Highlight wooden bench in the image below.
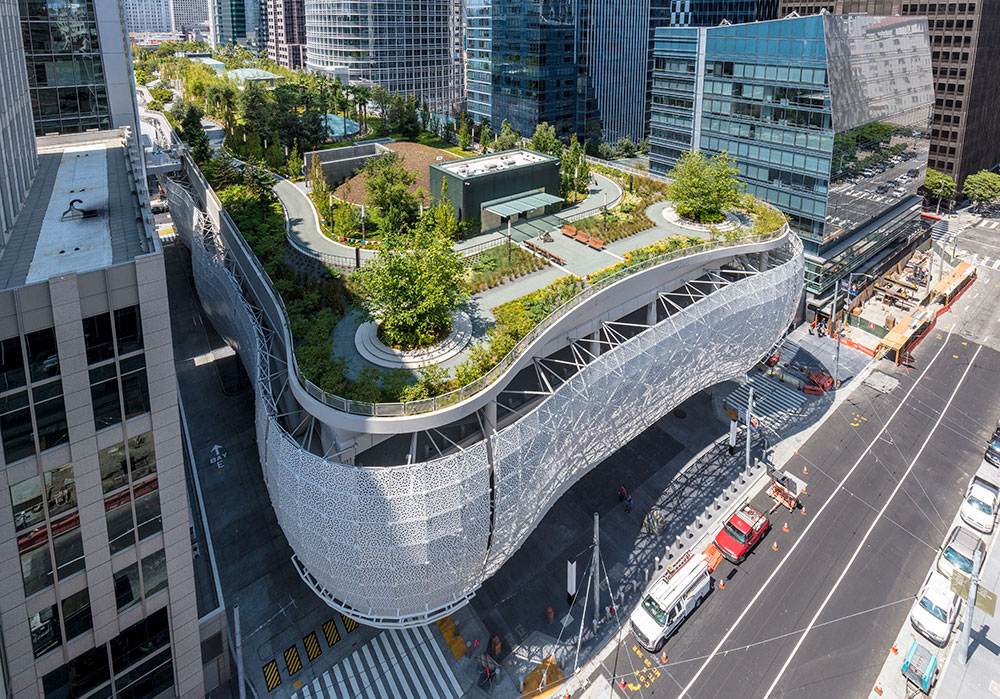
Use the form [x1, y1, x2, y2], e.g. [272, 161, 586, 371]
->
[587, 237, 605, 251]
[524, 240, 565, 266]
[562, 225, 577, 238]
[574, 230, 591, 243]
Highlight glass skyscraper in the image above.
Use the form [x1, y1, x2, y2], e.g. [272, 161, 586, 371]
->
[650, 14, 933, 309]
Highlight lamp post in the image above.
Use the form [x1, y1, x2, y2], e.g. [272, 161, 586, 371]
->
[832, 271, 874, 390]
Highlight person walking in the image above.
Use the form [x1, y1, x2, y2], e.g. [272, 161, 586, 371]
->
[619, 485, 627, 502]
[625, 494, 633, 513]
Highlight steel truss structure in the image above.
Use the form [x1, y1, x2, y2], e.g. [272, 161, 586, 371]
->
[166, 155, 805, 627]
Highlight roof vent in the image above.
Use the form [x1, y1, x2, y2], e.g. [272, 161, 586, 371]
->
[61, 199, 99, 220]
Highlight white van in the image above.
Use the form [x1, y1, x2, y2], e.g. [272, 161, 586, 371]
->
[960, 464, 1000, 534]
[629, 551, 712, 652]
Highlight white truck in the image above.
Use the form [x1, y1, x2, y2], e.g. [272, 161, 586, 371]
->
[629, 551, 712, 652]
[960, 464, 1000, 534]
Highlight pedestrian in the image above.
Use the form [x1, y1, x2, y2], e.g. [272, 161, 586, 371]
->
[619, 485, 627, 502]
[625, 495, 633, 513]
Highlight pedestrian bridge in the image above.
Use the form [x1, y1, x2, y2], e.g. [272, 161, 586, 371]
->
[165, 153, 804, 628]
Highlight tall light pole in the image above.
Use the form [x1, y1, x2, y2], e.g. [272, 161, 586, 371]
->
[833, 272, 873, 390]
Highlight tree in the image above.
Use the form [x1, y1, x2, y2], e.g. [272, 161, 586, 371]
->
[924, 168, 956, 214]
[332, 202, 360, 240]
[597, 141, 615, 160]
[286, 141, 303, 179]
[363, 151, 418, 228]
[613, 137, 637, 159]
[669, 150, 743, 224]
[264, 133, 284, 172]
[371, 85, 392, 134]
[457, 120, 471, 150]
[479, 118, 492, 151]
[308, 154, 328, 203]
[495, 119, 518, 151]
[529, 122, 562, 157]
[238, 81, 275, 138]
[962, 170, 1000, 213]
[560, 134, 587, 200]
[352, 226, 468, 349]
[398, 95, 421, 140]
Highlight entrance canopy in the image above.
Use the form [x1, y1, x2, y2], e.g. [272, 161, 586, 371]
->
[483, 192, 563, 218]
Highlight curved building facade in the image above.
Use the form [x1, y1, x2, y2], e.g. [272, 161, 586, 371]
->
[166, 153, 804, 627]
[304, 0, 463, 113]
[0, 0, 36, 239]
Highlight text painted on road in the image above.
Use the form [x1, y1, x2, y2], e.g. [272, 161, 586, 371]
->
[209, 443, 227, 470]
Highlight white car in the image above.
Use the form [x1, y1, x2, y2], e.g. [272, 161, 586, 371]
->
[960, 479, 999, 533]
[936, 525, 986, 583]
[910, 572, 962, 647]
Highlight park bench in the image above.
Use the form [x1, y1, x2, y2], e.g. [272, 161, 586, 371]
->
[562, 225, 577, 238]
[587, 237, 605, 251]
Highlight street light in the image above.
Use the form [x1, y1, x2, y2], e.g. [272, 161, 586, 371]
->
[832, 271, 875, 390]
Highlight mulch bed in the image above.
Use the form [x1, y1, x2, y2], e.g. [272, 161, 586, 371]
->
[333, 142, 459, 205]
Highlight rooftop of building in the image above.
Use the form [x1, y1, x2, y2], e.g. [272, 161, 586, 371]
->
[225, 68, 283, 85]
[0, 130, 154, 291]
[435, 149, 558, 179]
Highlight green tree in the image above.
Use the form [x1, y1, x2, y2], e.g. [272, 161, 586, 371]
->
[398, 95, 421, 140]
[332, 202, 359, 240]
[352, 226, 468, 348]
[924, 168, 956, 214]
[669, 150, 744, 224]
[479, 118, 492, 151]
[560, 134, 587, 200]
[529, 122, 563, 157]
[286, 141, 303, 179]
[457, 120, 471, 150]
[308, 154, 328, 206]
[134, 69, 149, 85]
[264, 132, 284, 171]
[237, 81, 275, 138]
[495, 119, 518, 151]
[371, 85, 392, 134]
[364, 151, 418, 228]
[613, 137, 637, 158]
[597, 141, 615, 160]
[962, 170, 1000, 213]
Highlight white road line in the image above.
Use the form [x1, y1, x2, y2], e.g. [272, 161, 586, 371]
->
[675, 318, 957, 698]
[384, 629, 427, 699]
[762, 343, 983, 697]
[992, 258, 1000, 270]
[312, 677, 324, 698]
[413, 626, 456, 698]
[368, 632, 404, 699]
[420, 625, 463, 697]
[301, 683, 312, 698]
[333, 664, 347, 699]
[323, 669, 336, 697]
[359, 643, 388, 698]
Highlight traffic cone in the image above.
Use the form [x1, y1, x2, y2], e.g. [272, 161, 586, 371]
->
[802, 486, 807, 496]
[801, 506, 807, 516]
[890, 644, 898, 655]
[619, 678, 627, 690]
[772, 540, 779, 551]
[661, 651, 668, 663]
[803, 464, 808, 475]
[782, 522, 789, 533]
[718, 578, 725, 590]
[874, 681, 883, 695]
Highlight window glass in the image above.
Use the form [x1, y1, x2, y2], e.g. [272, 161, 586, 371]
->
[121, 369, 149, 420]
[114, 306, 143, 355]
[105, 490, 134, 554]
[42, 645, 111, 698]
[90, 364, 121, 430]
[29, 603, 61, 658]
[113, 562, 140, 612]
[11, 473, 43, 531]
[62, 588, 93, 640]
[0, 335, 25, 392]
[128, 432, 156, 481]
[134, 479, 161, 541]
[34, 381, 68, 452]
[0, 390, 35, 462]
[44, 463, 75, 516]
[26, 328, 59, 381]
[52, 515, 84, 579]
[99, 442, 128, 493]
[83, 313, 114, 365]
[18, 524, 52, 595]
[141, 549, 168, 598]
[110, 608, 169, 672]
[117, 656, 173, 699]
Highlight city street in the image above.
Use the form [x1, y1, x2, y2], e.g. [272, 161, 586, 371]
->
[587, 247, 1000, 698]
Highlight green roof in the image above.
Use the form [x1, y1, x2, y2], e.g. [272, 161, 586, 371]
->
[484, 192, 563, 218]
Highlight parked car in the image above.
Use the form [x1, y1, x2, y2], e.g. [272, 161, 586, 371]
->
[960, 465, 1000, 534]
[893, 188, 907, 198]
[714, 501, 770, 563]
[984, 437, 1000, 468]
[907, 168, 921, 178]
[936, 525, 986, 583]
[876, 184, 892, 194]
[910, 572, 962, 647]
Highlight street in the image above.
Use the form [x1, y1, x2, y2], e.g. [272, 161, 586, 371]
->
[592, 225, 1000, 698]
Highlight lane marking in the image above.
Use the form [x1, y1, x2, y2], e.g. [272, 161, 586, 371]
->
[763, 343, 983, 697]
[262, 660, 281, 691]
[284, 645, 302, 675]
[676, 321, 958, 698]
[303, 631, 322, 661]
[322, 617, 340, 646]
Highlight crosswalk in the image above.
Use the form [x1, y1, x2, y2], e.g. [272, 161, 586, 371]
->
[287, 625, 463, 699]
[977, 220, 1000, 230]
[954, 250, 1000, 270]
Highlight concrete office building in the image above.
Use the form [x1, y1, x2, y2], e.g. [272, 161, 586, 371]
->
[649, 14, 933, 312]
[778, 1, 1000, 187]
[123, 0, 174, 34]
[173, 0, 210, 33]
[0, 0, 36, 241]
[210, 0, 259, 47]
[304, 0, 464, 114]
[19, 0, 139, 136]
[265, 0, 306, 69]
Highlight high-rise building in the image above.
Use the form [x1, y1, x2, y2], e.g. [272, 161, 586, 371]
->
[210, 0, 260, 47]
[649, 14, 934, 311]
[778, 1, 1000, 187]
[122, 0, 174, 34]
[304, 0, 464, 114]
[265, 0, 306, 69]
[466, 0, 491, 124]
[0, 0, 36, 241]
[19, 0, 139, 136]
[173, 0, 210, 32]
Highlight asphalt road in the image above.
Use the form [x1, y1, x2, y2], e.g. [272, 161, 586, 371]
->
[600, 255, 1000, 698]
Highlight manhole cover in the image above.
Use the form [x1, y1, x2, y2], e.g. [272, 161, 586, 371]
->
[673, 409, 687, 419]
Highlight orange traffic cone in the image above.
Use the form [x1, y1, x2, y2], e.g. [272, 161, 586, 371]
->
[782, 522, 789, 533]
[772, 540, 779, 551]
[803, 465, 808, 475]
[661, 651, 668, 663]
[619, 679, 627, 690]
[802, 486, 808, 496]
[890, 644, 898, 655]
[801, 506, 807, 516]
[718, 578, 725, 590]
[874, 681, 883, 695]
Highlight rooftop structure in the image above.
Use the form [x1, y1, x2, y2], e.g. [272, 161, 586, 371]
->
[437, 149, 554, 178]
[649, 13, 933, 310]
[195, 56, 226, 74]
[225, 67, 284, 87]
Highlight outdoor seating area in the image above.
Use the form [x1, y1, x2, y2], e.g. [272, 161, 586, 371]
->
[523, 239, 565, 265]
[562, 224, 605, 251]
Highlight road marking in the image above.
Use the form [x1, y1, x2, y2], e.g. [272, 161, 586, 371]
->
[993, 258, 1000, 270]
[341, 614, 358, 633]
[303, 631, 322, 661]
[284, 645, 303, 675]
[322, 618, 340, 646]
[763, 344, 983, 697]
[676, 321, 958, 698]
[262, 660, 281, 691]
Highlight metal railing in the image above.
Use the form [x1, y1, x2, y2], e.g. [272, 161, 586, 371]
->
[458, 236, 508, 260]
[585, 155, 670, 183]
[295, 224, 791, 416]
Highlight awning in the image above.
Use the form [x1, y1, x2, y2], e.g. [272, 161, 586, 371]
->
[483, 192, 563, 218]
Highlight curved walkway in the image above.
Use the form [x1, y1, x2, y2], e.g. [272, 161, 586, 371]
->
[556, 172, 624, 221]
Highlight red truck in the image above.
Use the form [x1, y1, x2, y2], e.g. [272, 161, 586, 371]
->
[714, 501, 770, 563]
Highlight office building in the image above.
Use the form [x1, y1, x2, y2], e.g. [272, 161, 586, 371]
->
[466, 0, 491, 123]
[19, 0, 139, 136]
[123, 0, 174, 34]
[210, 0, 259, 47]
[173, 0, 211, 33]
[304, 0, 464, 114]
[669, 0, 778, 25]
[778, 1, 1000, 187]
[0, 0, 36, 241]
[265, 0, 306, 69]
[649, 14, 933, 310]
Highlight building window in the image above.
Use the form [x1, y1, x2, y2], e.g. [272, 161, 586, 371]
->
[113, 562, 141, 612]
[102, 432, 160, 555]
[11, 463, 80, 595]
[42, 645, 111, 698]
[85, 306, 148, 430]
[0, 327, 67, 463]
[29, 603, 61, 658]
[62, 588, 93, 640]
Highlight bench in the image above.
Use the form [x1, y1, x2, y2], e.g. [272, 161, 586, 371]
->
[562, 225, 577, 238]
[524, 240, 565, 266]
[587, 237, 605, 251]
[574, 230, 591, 243]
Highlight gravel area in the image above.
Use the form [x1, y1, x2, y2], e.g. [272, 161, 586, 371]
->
[333, 142, 459, 205]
